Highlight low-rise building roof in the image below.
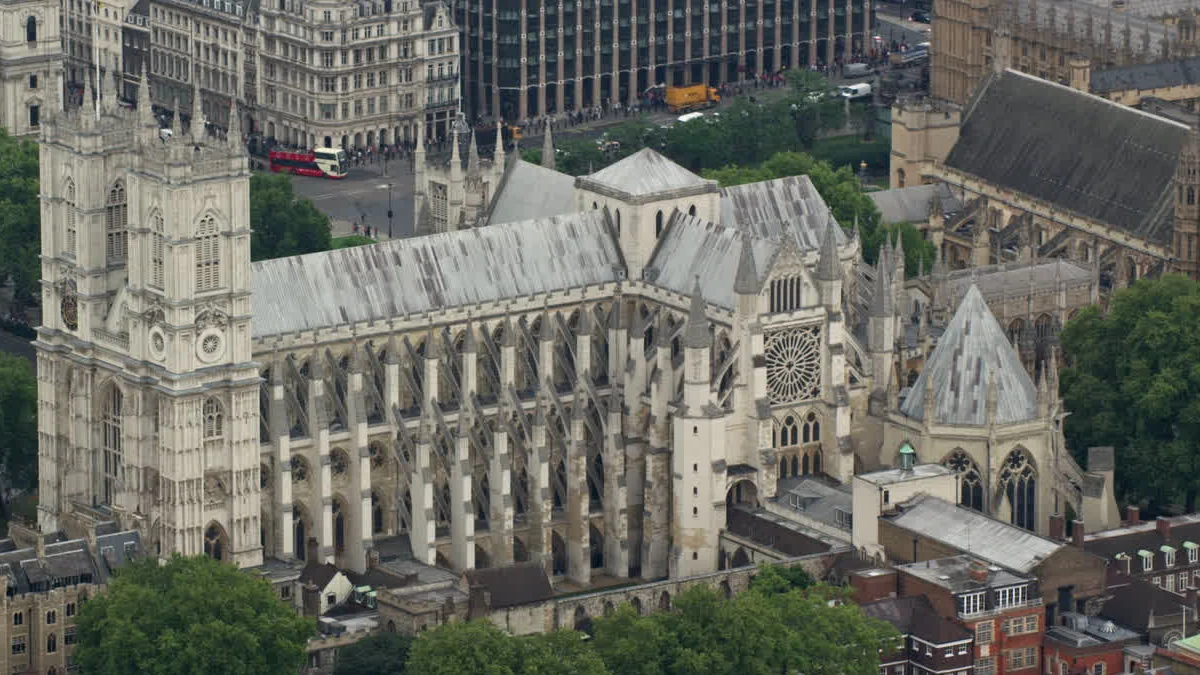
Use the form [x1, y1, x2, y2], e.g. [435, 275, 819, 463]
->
[897, 554, 1031, 595]
[883, 495, 1064, 573]
[868, 183, 962, 225]
[461, 563, 555, 609]
[1091, 56, 1200, 94]
[861, 594, 974, 645]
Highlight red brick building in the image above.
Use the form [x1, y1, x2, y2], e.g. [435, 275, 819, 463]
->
[896, 556, 1043, 675]
[862, 595, 975, 675]
[1042, 613, 1140, 675]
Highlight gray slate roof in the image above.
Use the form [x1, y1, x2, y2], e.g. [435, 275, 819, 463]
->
[720, 175, 846, 251]
[0, 529, 141, 595]
[252, 210, 623, 338]
[643, 212, 774, 310]
[869, 183, 963, 224]
[901, 284, 1039, 426]
[582, 148, 714, 197]
[885, 495, 1063, 573]
[486, 159, 577, 226]
[1091, 56, 1200, 94]
[945, 70, 1189, 246]
[938, 258, 1092, 303]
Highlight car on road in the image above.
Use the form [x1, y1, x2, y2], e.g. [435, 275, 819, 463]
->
[910, 10, 930, 22]
[840, 83, 873, 100]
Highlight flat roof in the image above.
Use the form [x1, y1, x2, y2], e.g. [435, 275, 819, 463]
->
[857, 463, 955, 486]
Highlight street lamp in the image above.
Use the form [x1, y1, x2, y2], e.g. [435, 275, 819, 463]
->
[858, 160, 868, 187]
[387, 182, 394, 239]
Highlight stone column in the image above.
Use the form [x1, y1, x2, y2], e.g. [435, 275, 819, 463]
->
[269, 360, 294, 559]
[604, 304, 629, 577]
[567, 404, 591, 583]
[308, 352, 335, 563]
[451, 413, 476, 570]
[346, 348, 372, 573]
[410, 414, 437, 566]
[641, 314, 673, 579]
[530, 405, 553, 568]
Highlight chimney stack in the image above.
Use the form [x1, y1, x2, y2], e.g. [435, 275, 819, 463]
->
[1158, 516, 1173, 539]
[1049, 513, 1066, 541]
[1072, 520, 1086, 548]
[1127, 506, 1141, 525]
[968, 559, 990, 583]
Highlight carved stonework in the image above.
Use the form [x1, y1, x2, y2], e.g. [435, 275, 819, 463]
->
[204, 472, 227, 506]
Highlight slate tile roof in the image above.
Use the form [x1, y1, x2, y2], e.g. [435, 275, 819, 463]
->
[944, 70, 1189, 246]
[719, 175, 846, 251]
[900, 285, 1038, 426]
[1091, 56, 1200, 94]
[486, 159, 577, 226]
[462, 563, 555, 609]
[582, 148, 715, 197]
[861, 594, 974, 645]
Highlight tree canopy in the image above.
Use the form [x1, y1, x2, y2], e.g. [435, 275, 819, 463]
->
[395, 566, 895, 675]
[0, 352, 36, 528]
[0, 129, 41, 312]
[249, 172, 333, 261]
[1060, 274, 1200, 513]
[75, 555, 314, 675]
[334, 632, 413, 675]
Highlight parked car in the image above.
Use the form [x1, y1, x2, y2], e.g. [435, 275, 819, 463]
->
[910, 10, 931, 22]
[840, 83, 873, 100]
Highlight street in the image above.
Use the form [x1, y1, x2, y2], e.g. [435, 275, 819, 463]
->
[288, 161, 415, 240]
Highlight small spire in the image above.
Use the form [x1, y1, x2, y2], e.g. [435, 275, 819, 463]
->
[893, 231, 905, 272]
[189, 79, 204, 141]
[449, 123, 462, 176]
[870, 261, 893, 318]
[463, 319, 477, 353]
[816, 217, 843, 282]
[415, 196, 434, 236]
[493, 120, 506, 166]
[685, 277, 709, 350]
[227, 98, 242, 151]
[540, 307, 556, 341]
[734, 236, 761, 295]
[542, 124, 556, 171]
[170, 95, 183, 138]
[467, 129, 480, 175]
[83, 71, 95, 115]
[917, 254, 925, 279]
[138, 64, 156, 129]
[384, 334, 401, 365]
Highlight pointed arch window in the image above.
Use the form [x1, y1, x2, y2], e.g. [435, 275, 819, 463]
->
[802, 412, 820, 443]
[202, 397, 223, 439]
[1000, 450, 1037, 531]
[101, 385, 123, 504]
[105, 181, 128, 263]
[65, 179, 77, 257]
[945, 449, 984, 512]
[150, 211, 165, 289]
[195, 215, 221, 291]
[775, 415, 799, 447]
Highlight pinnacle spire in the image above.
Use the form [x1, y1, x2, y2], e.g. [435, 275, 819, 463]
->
[189, 79, 204, 141]
[227, 98, 242, 150]
[869, 260, 893, 318]
[685, 277, 709, 350]
[493, 120, 506, 166]
[139, 64, 156, 129]
[542, 124, 556, 171]
[816, 217, 842, 281]
[170, 95, 183, 138]
[415, 195, 434, 236]
[467, 129, 480, 175]
[83, 70, 95, 115]
[734, 236, 760, 295]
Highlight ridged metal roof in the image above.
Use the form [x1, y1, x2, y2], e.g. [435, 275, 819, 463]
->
[251, 210, 623, 338]
[720, 175, 845, 251]
[644, 212, 774, 310]
[901, 285, 1038, 426]
[487, 159, 577, 225]
[584, 148, 714, 196]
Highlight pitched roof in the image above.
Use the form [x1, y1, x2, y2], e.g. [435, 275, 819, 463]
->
[901, 285, 1038, 426]
[1084, 513, 1200, 562]
[884, 495, 1063, 573]
[869, 183, 963, 225]
[252, 210, 623, 337]
[861, 595, 973, 645]
[462, 563, 554, 609]
[1099, 574, 1187, 632]
[1091, 56, 1200, 94]
[643, 212, 774, 310]
[937, 259, 1092, 306]
[720, 175, 847, 252]
[300, 561, 341, 589]
[580, 148, 714, 198]
[944, 69, 1189, 246]
[486, 159, 576, 226]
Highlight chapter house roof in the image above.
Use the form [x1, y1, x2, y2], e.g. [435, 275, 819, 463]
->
[720, 175, 846, 251]
[944, 69, 1189, 246]
[486, 158, 576, 226]
[252, 210, 623, 338]
[577, 148, 716, 198]
[644, 212, 773, 310]
[901, 284, 1038, 426]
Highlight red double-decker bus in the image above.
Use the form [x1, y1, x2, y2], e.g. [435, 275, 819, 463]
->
[268, 148, 348, 179]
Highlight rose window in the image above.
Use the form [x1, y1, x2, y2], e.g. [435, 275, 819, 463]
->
[201, 333, 221, 355]
[765, 326, 822, 404]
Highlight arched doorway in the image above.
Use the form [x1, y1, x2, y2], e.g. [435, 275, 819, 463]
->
[630, 596, 643, 615]
[574, 605, 592, 633]
[731, 547, 751, 567]
[551, 531, 568, 575]
[203, 522, 229, 562]
[658, 590, 671, 611]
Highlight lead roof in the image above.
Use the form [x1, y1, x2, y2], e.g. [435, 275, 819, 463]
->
[901, 284, 1038, 426]
[945, 70, 1188, 246]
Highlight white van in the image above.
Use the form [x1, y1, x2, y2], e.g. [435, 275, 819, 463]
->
[840, 83, 873, 100]
[677, 111, 705, 123]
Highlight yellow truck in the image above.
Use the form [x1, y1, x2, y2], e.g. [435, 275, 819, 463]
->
[665, 84, 721, 113]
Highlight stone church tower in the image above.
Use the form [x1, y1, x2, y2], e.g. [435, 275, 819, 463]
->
[1173, 127, 1200, 280]
[35, 71, 263, 566]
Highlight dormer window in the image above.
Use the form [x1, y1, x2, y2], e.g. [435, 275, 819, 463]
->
[1185, 541, 1198, 564]
[1164, 545, 1177, 568]
[1140, 549, 1154, 572]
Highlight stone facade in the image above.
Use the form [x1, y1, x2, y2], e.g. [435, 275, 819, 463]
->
[0, 0, 63, 137]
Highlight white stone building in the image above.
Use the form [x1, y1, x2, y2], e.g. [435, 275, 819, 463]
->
[0, 0, 63, 136]
[33, 75, 1112, 586]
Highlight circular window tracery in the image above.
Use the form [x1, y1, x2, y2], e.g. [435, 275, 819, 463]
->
[765, 326, 822, 404]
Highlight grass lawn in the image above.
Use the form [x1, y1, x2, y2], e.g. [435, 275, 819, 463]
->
[331, 235, 377, 249]
[811, 135, 890, 175]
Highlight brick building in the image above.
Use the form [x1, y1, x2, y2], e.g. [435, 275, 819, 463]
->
[862, 594, 975, 675]
[896, 556, 1043, 675]
[1042, 612, 1140, 675]
[1084, 512, 1200, 595]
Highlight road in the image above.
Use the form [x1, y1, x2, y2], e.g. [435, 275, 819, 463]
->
[288, 161, 415, 241]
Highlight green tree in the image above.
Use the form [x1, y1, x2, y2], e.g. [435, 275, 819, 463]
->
[405, 620, 519, 675]
[75, 555, 313, 675]
[748, 564, 814, 593]
[590, 605, 676, 675]
[249, 173, 333, 261]
[333, 632, 413, 675]
[0, 129, 41, 312]
[517, 629, 609, 675]
[554, 139, 607, 176]
[1060, 274, 1200, 512]
[0, 352, 36, 527]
